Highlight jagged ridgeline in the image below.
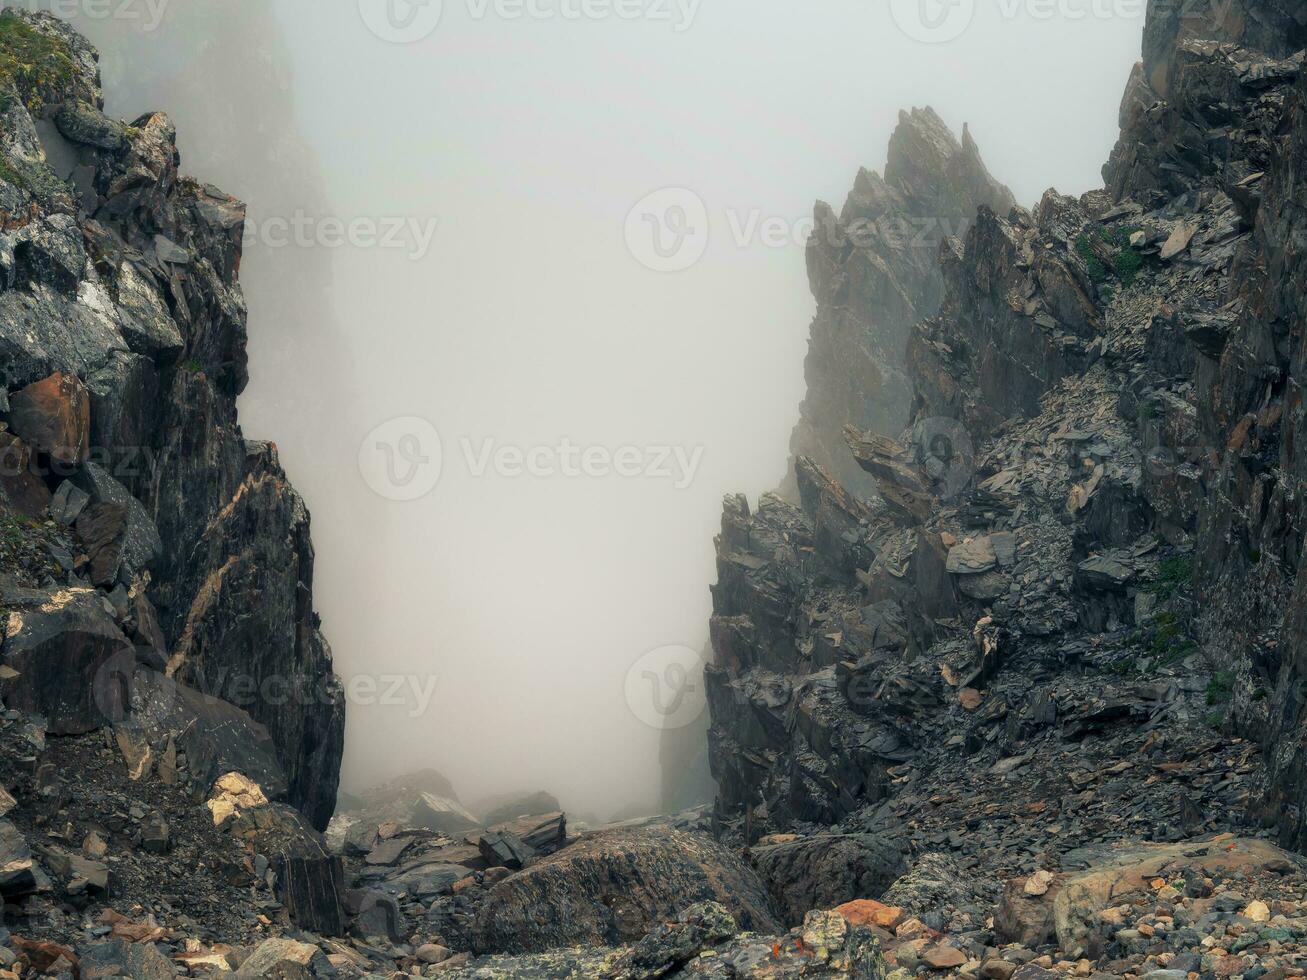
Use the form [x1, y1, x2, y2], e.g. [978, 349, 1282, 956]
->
[783, 108, 1014, 499]
[709, 0, 1307, 866]
[0, 4, 346, 924]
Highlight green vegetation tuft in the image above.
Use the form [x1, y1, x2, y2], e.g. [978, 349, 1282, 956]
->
[1152, 555, 1194, 601]
[0, 11, 76, 113]
[1147, 611, 1198, 665]
[1079, 225, 1144, 291]
[1077, 234, 1109, 284]
[0, 509, 59, 586]
[1206, 671, 1235, 706]
[1105, 656, 1140, 676]
[1114, 249, 1143, 286]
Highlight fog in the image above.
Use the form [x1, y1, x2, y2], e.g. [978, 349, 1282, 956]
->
[47, 0, 1143, 820]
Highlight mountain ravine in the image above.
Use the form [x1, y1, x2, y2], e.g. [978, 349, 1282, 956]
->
[4, 3, 1307, 980]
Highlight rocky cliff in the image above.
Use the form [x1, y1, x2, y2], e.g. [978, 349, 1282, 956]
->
[0, 10, 344, 832]
[785, 108, 1013, 498]
[708, 0, 1307, 938]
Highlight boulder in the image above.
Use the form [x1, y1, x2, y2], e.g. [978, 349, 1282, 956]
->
[126, 668, 288, 800]
[605, 901, 739, 978]
[206, 772, 270, 828]
[348, 888, 405, 942]
[1054, 837, 1303, 956]
[751, 834, 909, 926]
[845, 427, 934, 524]
[947, 537, 999, 575]
[0, 819, 43, 899]
[12, 216, 86, 296]
[234, 937, 325, 979]
[478, 830, 535, 870]
[414, 792, 481, 834]
[6, 370, 89, 465]
[53, 99, 126, 150]
[48, 480, 88, 526]
[472, 828, 781, 954]
[78, 940, 176, 980]
[487, 810, 567, 857]
[482, 790, 563, 827]
[0, 586, 134, 734]
[71, 463, 161, 586]
[226, 803, 346, 936]
[996, 873, 1064, 946]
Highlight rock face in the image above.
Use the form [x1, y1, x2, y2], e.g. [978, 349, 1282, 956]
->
[785, 108, 1013, 497]
[750, 833, 907, 926]
[470, 829, 782, 954]
[1092, 0, 1307, 854]
[706, 0, 1307, 887]
[0, 10, 343, 829]
[0, 586, 133, 733]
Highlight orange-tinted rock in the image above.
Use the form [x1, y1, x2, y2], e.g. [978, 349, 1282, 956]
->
[923, 945, 967, 969]
[8, 372, 90, 465]
[835, 898, 905, 930]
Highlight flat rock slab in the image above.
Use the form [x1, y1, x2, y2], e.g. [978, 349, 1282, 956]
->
[1160, 221, 1197, 260]
[126, 668, 289, 801]
[947, 537, 999, 575]
[471, 828, 782, 954]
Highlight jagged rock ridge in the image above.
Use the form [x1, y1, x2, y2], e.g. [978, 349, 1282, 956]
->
[708, 0, 1307, 891]
[785, 107, 1013, 498]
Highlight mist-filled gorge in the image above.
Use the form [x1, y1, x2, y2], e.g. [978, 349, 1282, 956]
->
[4, 0, 1307, 974]
[48, 0, 1143, 820]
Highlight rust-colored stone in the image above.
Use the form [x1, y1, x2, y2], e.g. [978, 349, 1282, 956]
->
[834, 898, 904, 930]
[7, 372, 90, 465]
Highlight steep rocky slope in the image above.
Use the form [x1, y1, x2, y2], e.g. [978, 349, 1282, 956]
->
[699, 0, 1307, 977]
[708, 0, 1307, 847]
[785, 108, 1013, 498]
[0, 8, 343, 830]
[0, 0, 351, 933]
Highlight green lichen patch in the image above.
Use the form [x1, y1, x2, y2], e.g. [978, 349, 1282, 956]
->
[0, 149, 69, 204]
[0, 11, 77, 113]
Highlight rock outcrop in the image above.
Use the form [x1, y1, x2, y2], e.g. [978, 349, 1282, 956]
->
[707, 0, 1307, 915]
[0, 8, 343, 830]
[785, 108, 1013, 497]
[470, 828, 781, 954]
